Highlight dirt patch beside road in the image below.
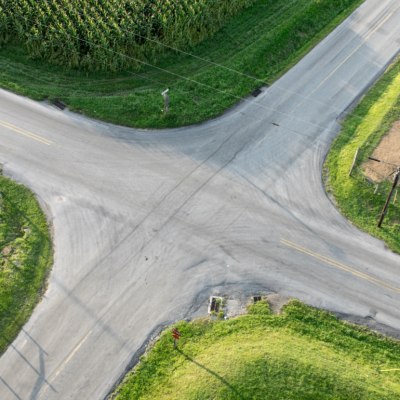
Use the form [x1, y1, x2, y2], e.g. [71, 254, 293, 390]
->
[361, 120, 400, 182]
[266, 294, 291, 314]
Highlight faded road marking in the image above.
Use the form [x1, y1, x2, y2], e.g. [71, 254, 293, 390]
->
[311, 3, 400, 94]
[281, 238, 400, 295]
[38, 331, 92, 399]
[255, 3, 400, 149]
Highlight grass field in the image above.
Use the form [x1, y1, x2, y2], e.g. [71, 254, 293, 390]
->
[111, 300, 400, 399]
[0, 0, 364, 129]
[0, 171, 53, 355]
[325, 55, 400, 254]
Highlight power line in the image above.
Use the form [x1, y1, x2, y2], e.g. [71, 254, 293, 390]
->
[13, 31, 335, 144]
[25, 0, 400, 138]
[16, 29, 400, 161]
[328, 168, 398, 226]
[16, 16, 400, 158]
[54, 0, 305, 78]
[12, 4, 400, 231]
[6, 34, 397, 233]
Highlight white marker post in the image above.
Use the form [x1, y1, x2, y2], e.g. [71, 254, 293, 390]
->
[161, 89, 170, 112]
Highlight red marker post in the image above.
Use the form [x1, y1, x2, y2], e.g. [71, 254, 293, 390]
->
[172, 328, 181, 349]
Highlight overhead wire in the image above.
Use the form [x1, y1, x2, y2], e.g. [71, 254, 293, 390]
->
[7, 13, 400, 272]
[16, 29, 400, 160]
[38, 0, 400, 137]
[321, 143, 400, 228]
[3, 7, 399, 355]
[13, 5, 400, 226]
[337, 168, 398, 214]
[15, 30, 338, 145]
[15, 15, 400, 158]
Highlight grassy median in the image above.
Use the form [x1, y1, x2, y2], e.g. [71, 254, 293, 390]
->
[0, 171, 53, 355]
[325, 56, 400, 254]
[112, 300, 400, 399]
[0, 0, 364, 129]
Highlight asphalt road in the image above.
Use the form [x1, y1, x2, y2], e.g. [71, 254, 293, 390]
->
[1, 0, 400, 398]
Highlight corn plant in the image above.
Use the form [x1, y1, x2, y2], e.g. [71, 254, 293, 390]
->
[0, 0, 257, 69]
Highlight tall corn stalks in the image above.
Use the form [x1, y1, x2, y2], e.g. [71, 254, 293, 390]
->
[0, 0, 257, 69]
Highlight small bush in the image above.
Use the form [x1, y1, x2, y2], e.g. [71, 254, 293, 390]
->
[247, 299, 271, 315]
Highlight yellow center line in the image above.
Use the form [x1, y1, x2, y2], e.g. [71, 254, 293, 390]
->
[0, 119, 52, 143]
[0, 119, 52, 146]
[280, 238, 400, 295]
[311, 2, 400, 94]
[255, 124, 279, 148]
[282, 238, 400, 290]
[255, 4, 400, 149]
[282, 240, 394, 291]
[38, 330, 92, 399]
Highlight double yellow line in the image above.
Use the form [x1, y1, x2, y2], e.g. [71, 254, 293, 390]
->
[281, 238, 400, 295]
[0, 119, 52, 146]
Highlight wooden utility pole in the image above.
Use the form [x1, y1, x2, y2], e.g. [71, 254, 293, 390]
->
[377, 169, 400, 228]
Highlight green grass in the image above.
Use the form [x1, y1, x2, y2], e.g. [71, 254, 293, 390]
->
[0, 170, 53, 355]
[325, 55, 400, 254]
[112, 300, 400, 399]
[0, 0, 364, 129]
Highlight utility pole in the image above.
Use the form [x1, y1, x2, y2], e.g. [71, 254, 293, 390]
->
[367, 157, 400, 228]
[377, 168, 399, 228]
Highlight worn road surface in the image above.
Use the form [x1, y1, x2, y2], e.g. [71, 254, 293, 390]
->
[1, 0, 400, 398]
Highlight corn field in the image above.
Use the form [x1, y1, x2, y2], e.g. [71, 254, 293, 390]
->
[0, 0, 256, 69]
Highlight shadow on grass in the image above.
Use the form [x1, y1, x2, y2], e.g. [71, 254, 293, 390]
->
[177, 349, 245, 399]
[176, 346, 377, 400]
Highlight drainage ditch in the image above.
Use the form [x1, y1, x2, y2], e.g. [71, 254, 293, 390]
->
[208, 296, 223, 314]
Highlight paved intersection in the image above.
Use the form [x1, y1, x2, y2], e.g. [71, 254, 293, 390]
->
[1, 0, 400, 398]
